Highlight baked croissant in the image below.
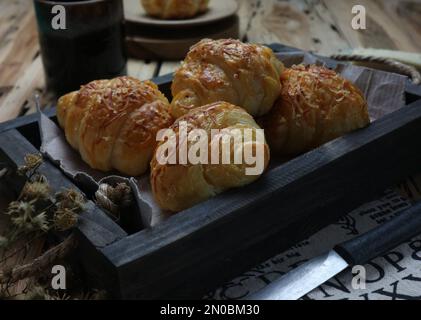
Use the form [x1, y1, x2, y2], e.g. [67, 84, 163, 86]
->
[260, 65, 370, 155]
[57, 76, 173, 176]
[151, 101, 270, 212]
[141, 0, 209, 19]
[171, 39, 284, 118]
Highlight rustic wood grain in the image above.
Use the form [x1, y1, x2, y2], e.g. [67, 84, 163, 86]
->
[127, 59, 159, 80]
[158, 61, 182, 76]
[0, 136, 44, 298]
[380, 0, 421, 51]
[0, 56, 44, 120]
[323, 0, 421, 53]
[238, 0, 351, 55]
[1, 0, 420, 123]
[0, 1, 41, 122]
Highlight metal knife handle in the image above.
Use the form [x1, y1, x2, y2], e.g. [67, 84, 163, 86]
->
[335, 201, 421, 265]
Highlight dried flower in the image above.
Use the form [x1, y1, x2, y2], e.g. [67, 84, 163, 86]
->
[11, 211, 49, 233]
[31, 212, 50, 232]
[20, 180, 51, 201]
[55, 189, 85, 213]
[0, 154, 91, 300]
[53, 208, 78, 231]
[6, 200, 36, 218]
[17, 154, 43, 176]
[5, 200, 50, 235]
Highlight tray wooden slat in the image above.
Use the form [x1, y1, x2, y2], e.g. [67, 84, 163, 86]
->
[100, 99, 421, 299]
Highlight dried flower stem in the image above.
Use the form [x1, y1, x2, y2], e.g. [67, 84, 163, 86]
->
[0, 153, 86, 298]
[0, 234, 78, 285]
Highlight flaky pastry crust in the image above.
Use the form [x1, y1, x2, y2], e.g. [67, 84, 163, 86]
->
[260, 65, 370, 155]
[171, 39, 284, 118]
[57, 76, 173, 176]
[151, 101, 270, 212]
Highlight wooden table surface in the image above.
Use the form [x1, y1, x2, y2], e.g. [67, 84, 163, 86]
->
[0, 0, 420, 123]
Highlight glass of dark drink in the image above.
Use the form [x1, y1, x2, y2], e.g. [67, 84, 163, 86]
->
[33, 0, 127, 97]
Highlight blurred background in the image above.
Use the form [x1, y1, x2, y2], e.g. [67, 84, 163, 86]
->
[0, 0, 420, 123]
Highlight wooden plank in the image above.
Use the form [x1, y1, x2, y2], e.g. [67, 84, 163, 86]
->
[0, 151, 43, 297]
[0, 6, 40, 123]
[0, 108, 55, 135]
[158, 61, 182, 76]
[0, 0, 34, 63]
[0, 56, 44, 121]
[323, 0, 421, 53]
[239, 0, 351, 55]
[127, 59, 158, 81]
[102, 99, 421, 299]
[0, 236, 45, 297]
[236, 0, 256, 41]
[380, 0, 421, 52]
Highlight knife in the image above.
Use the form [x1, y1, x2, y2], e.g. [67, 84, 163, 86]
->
[247, 201, 421, 300]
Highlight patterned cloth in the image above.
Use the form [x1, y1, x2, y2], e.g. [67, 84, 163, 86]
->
[210, 177, 421, 300]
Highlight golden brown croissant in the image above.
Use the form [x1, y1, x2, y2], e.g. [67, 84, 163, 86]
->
[171, 39, 284, 118]
[141, 0, 209, 19]
[57, 76, 173, 176]
[151, 101, 270, 212]
[260, 65, 370, 155]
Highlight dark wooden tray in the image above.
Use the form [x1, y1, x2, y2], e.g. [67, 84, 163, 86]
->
[1, 44, 421, 299]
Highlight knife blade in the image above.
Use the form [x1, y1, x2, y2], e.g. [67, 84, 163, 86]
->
[247, 201, 421, 300]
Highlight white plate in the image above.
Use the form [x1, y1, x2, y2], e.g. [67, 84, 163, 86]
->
[124, 0, 239, 29]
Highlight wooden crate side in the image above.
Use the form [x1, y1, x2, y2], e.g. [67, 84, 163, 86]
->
[0, 129, 127, 293]
[102, 100, 421, 299]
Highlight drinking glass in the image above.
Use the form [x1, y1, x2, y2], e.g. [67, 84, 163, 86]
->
[33, 0, 127, 97]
